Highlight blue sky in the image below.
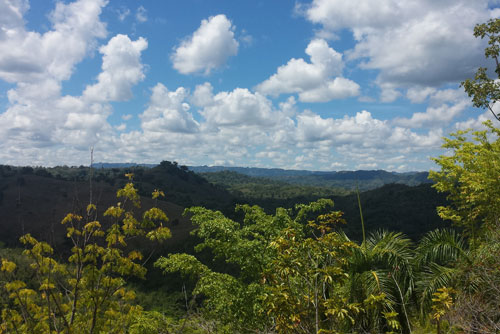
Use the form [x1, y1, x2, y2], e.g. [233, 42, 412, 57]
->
[0, 0, 498, 171]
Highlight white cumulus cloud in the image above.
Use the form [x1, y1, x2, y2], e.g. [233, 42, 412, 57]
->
[0, 0, 110, 158]
[171, 14, 239, 75]
[394, 88, 471, 128]
[256, 39, 359, 102]
[302, 0, 494, 96]
[0, 0, 107, 83]
[83, 34, 148, 102]
[140, 83, 199, 133]
[199, 84, 277, 127]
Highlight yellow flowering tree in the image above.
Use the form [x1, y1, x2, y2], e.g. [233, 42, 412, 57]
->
[0, 175, 171, 334]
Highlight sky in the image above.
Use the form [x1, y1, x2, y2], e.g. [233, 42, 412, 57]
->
[0, 0, 499, 171]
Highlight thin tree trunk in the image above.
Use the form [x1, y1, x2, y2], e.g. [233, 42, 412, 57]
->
[315, 275, 319, 334]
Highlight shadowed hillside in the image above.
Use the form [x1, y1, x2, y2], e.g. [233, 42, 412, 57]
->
[198, 170, 448, 241]
[0, 162, 236, 250]
[334, 183, 449, 241]
[0, 163, 447, 249]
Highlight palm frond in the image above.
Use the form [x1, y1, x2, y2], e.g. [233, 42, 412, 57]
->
[415, 228, 468, 267]
[416, 262, 457, 319]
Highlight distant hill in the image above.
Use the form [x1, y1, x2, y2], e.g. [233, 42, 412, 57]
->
[190, 165, 315, 177]
[93, 162, 158, 168]
[89, 163, 431, 191]
[191, 166, 431, 191]
[199, 170, 350, 199]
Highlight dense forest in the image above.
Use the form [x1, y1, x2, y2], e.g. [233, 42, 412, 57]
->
[1, 18, 500, 334]
[194, 167, 431, 192]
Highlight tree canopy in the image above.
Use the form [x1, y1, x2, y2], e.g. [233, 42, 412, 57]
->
[462, 18, 500, 121]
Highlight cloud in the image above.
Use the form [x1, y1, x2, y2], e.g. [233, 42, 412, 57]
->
[394, 88, 471, 127]
[115, 123, 126, 131]
[0, 0, 29, 38]
[455, 108, 499, 130]
[117, 7, 130, 21]
[279, 96, 297, 117]
[0, 0, 486, 171]
[297, 110, 391, 144]
[140, 83, 199, 133]
[0, 1, 153, 164]
[296, 109, 442, 153]
[378, 83, 402, 103]
[406, 87, 437, 103]
[171, 14, 239, 75]
[356, 162, 378, 169]
[394, 101, 469, 128]
[299, 77, 362, 102]
[198, 84, 277, 127]
[192, 82, 215, 107]
[0, 0, 107, 83]
[126, 83, 298, 168]
[0, 0, 110, 157]
[239, 29, 253, 47]
[256, 39, 359, 102]
[136, 6, 147, 23]
[302, 0, 494, 93]
[83, 34, 148, 102]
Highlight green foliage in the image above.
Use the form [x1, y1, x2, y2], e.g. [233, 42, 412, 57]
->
[429, 121, 500, 241]
[344, 230, 414, 333]
[447, 224, 500, 333]
[462, 18, 500, 121]
[155, 200, 364, 332]
[156, 199, 452, 333]
[414, 229, 468, 321]
[201, 170, 347, 199]
[155, 203, 293, 332]
[0, 179, 170, 334]
[427, 87, 500, 332]
[264, 220, 361, 333]
[431, 287, 455, 334]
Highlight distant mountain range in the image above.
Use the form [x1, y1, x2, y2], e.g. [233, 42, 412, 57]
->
[93, 162, 158, 168]
[190, 165, 429, 179]
[93, 163, 431, 192]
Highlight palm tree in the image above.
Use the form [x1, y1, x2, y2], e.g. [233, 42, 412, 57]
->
[343, 230, 415, 334]
[414, 228, 469, 320]
[343, 228, 470, 334]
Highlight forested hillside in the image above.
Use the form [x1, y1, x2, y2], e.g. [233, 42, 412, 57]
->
[0, 162, 445, 249]
[0, 162, 235, 249]
[200, 170, 447, 241]
[193, 166, 431, 191]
